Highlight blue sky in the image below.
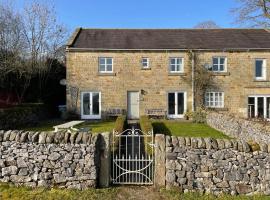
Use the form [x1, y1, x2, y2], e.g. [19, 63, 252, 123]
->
[15, 0, 238, 30]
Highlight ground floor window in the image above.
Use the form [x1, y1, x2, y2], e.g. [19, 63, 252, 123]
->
[205, 92, 224, 108]
[81, 91, 101, 119]
[248, 95, 270, 119]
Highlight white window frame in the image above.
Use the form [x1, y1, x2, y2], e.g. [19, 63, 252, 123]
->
[255, 59, 266, 80]
[81, 91, 101, 119]
[169, 57, 184, 73]
[211, 57, 227, 72]
[248, 95, 270, 119]
[99, 57, 113, 73]
[167, 91, 187, 119]
[205, 92, 224, 108]
[141, 57, 150, 69]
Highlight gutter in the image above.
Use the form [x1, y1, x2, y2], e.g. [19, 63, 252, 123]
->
[65, 47, 270, 52]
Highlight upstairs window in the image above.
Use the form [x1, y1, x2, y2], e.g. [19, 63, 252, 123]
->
[99, 57, 113, 73]
[205, 92, 224, 108]
[210, 57, 227, 72]
[141, 58, 149, 69]
[255, 59, 266, 80]
[169, 57, 184, 73]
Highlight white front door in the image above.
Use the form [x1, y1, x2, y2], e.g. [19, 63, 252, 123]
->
[167, 92, 187, 118]
[127, 91, 140, 119]
[81, 92, 101, 119]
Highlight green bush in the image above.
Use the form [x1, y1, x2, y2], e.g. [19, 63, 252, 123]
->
[114, 115, 127, 133]
[139, 115, 154, 155]
[139, 115, 153, 133]
[0, 104, 47, 130]
[112, 115, 127, 152]
[191, 108, 207, 123]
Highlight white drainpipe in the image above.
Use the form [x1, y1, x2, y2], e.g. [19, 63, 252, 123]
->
[191, 50, 195, 112]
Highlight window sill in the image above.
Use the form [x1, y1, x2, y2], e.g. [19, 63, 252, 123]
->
[206, 107, 229, 111]
[141, 67, 151, 70]
[98, 72, 116, 76]
[168, 72, 187, 76]
[253, 79, 269, 82]
[210, 72, 230, 76]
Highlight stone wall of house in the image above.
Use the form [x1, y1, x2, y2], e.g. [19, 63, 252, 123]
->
[66, 50, 270, 119]
[155, 134, 270, 195]
[0, 130, 107, 190]
[206, 112, 270, 144]
[66, 51, 192, 118]
[197, 52, 270, 118]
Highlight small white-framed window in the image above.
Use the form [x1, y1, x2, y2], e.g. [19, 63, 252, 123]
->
[255, 59, 266, 80]
[141, 57, 149, 68]
[169, 57, 184, 73]
[210, 57, 227, 72]
[99, 57, 113, 73]
[205, 92, 224, 108]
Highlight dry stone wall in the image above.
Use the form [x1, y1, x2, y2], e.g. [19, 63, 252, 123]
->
[206, 112, 270, 144]
[155, 134, 270, 195]
[0, 130, 103, 190]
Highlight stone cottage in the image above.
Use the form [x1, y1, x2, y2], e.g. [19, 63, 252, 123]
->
[66, 28, 270, 120]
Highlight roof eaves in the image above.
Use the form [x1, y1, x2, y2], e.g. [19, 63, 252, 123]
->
[66, 47, 270, 52]
[66, 27, 82, 47]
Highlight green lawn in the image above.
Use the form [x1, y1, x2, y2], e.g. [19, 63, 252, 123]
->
[22, 120, 63, 132]
[75, 120, 115, 133]
[152, 120, 230, 139]
[0, 184, 268, 200]
[22, 120, 115, 133]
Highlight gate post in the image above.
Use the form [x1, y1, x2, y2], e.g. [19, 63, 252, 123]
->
[99, 132, 111, 188]
[155, 134, 166, 187]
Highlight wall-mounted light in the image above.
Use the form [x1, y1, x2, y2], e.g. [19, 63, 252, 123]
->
[141, 89, 147, 95]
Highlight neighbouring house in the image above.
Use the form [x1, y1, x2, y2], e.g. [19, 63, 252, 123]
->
[66, 28, 270, 120]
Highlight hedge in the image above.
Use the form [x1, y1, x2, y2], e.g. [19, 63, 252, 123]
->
[112, 115, 127, 152]
[0, 103, 47, 130]
[139, 115, 153, 133]
[114, 115, 127, 133]
[139, 115, 154, 155]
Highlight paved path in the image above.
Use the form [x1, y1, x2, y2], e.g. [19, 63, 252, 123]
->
[120, 122, 145, 158]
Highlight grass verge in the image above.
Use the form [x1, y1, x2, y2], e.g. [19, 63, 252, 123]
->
[152, 120, 230, 139]
[0, 184, 268, 200]
[21, 119, 115, 133]
[75, 120, 115, 133]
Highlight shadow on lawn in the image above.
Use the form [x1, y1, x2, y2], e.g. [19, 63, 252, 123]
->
[152, 121, 171, 136]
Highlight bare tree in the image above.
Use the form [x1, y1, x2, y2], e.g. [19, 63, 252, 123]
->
[0, 2, 29, 103]
[0, 3, 22, 75]
[22, 1, 68, 100]
[0, 0, 68, 103]
[183, 52, 214, 110]
[192, 55, 214, 108]
[194, 21, 220, 29]
[232, 0, 270, 27]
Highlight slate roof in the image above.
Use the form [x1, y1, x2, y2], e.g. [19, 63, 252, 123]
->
[67, 28, 270, 50]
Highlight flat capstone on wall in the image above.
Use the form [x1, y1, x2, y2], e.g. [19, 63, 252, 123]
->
[0, 130, 108, 190]
[155, 134, 270, 196]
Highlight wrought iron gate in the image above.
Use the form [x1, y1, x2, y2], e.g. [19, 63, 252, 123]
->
[111, 127, 154, 185]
